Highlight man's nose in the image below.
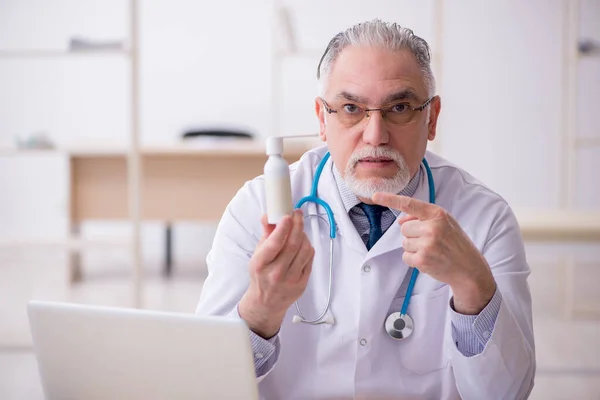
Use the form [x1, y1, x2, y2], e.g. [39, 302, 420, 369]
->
[361, 111, 389, 146]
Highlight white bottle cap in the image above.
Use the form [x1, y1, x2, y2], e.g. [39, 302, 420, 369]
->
[266, 136, 284, 156]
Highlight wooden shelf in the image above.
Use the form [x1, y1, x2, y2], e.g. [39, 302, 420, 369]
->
[0, 138, 321, 158]
[0, 237, 132, 250]
[140, 139, 318, 157]
[0, 49, 130, 58]
[0, 147, 60, 156]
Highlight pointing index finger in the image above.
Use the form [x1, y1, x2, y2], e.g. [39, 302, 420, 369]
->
[371, 192, 437, 220]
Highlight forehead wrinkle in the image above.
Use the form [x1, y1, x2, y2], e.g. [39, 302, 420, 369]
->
[325, 47, 429, 102]
[334, 91, 369, 103]
[383, 89, 421, 104]
[331, 83, 423, 106]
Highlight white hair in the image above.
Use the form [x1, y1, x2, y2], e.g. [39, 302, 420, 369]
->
[316, 18, 435, 98]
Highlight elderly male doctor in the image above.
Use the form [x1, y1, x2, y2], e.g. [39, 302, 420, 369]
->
[196, 19, 535, 400]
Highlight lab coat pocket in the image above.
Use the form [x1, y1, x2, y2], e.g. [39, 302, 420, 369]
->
[391, 284, 451, 375]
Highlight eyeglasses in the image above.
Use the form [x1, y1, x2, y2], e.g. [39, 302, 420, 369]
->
[320, 96, 434, 128]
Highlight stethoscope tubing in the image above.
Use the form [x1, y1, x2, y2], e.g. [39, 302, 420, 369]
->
[292, 151, 436, 332]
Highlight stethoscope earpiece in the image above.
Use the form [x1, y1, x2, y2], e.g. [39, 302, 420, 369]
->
[323, 314, 335, 325]
[292, 314, 334, 325]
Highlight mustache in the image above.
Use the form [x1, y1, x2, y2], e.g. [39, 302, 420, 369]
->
[347, 146, 405, 169]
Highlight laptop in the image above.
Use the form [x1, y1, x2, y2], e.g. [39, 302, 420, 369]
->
[27, 300, 259, 400]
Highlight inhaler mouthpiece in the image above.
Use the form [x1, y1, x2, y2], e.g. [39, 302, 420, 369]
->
[266, 137, 284, 156]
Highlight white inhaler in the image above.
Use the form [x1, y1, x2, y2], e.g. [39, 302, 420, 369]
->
[265, 136, 293, 224]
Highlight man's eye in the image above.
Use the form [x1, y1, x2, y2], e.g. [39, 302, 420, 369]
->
[391, 103, 409, 113]
[343, 104, 361, 114]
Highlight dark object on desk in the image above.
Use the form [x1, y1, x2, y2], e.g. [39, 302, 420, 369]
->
[182, 129, 254, 140]
[69, 36, 126, 52]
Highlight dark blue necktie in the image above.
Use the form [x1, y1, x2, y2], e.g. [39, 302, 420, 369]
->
[357, 203, 388, 250]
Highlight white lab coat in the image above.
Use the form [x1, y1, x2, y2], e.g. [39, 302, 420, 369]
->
[196, 145, 535, 400]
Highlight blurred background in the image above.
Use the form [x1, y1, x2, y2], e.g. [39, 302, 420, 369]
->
[0, 0, 599, 399]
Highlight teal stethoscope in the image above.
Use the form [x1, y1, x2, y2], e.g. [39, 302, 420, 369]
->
[292, 151, 436, 341]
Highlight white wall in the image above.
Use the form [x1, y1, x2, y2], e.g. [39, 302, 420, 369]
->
[440, 0, 565, 210]
[0, 0, 598, 267]
[139, 0, 274, 145]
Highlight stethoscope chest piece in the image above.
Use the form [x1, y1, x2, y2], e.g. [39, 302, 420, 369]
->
[385, 312, 414, 340]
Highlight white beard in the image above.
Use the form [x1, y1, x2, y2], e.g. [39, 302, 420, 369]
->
[343, 146, 411, 199]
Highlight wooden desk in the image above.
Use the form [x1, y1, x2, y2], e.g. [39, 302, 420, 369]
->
[3, 141, 599, 284]
[66, 140, 314, 280]
[69, 142, 309, 221]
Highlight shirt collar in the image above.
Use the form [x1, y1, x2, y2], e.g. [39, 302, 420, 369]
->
[332, 161, 422, 217]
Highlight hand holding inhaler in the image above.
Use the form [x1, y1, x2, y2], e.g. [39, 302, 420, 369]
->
[238, 136, 316, 339]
